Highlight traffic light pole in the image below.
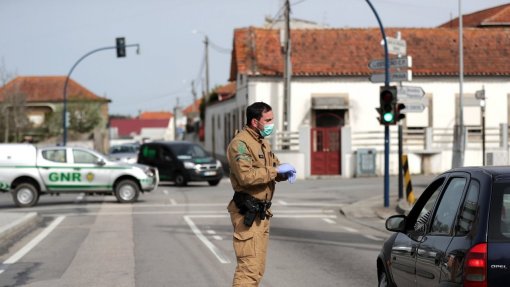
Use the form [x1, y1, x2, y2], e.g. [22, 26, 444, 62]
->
[366, 0, 391, 208]
[62, 42, 140, 146]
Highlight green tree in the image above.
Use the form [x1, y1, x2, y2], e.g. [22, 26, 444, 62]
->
[43, 103, 103, 139]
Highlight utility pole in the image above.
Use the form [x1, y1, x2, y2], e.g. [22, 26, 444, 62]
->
[282, 0, 292, 149]
[191, 80, 197, 113]
[204, 36, 210, 103]
[452, 0, 465, 168]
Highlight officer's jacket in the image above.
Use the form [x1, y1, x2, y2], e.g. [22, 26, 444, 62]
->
[227, 126, 285, 202]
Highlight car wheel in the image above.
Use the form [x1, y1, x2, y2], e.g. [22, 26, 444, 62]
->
[115, 180, 140, 203]
[174, 174, 187, 187]
[378, 271, 389, 287]
[208, 179, 221, 186]
[12, 183, 39, 208]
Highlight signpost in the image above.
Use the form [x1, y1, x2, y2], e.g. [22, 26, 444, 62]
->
[397, 86, 425, 100]
[386, 36, 407, 55]
[400, 103, 426, 113]
[368, 56, 412, 70]
[369, 70, 412, 83]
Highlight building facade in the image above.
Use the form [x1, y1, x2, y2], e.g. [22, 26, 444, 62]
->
[205, 5, 510, 178]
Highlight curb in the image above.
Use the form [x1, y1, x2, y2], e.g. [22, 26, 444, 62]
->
[0, 212, 39, 247]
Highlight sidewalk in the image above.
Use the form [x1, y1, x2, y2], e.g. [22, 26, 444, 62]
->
[340, 189, 424, 233]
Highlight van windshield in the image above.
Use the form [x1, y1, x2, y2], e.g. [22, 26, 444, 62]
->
[489, 181, 510, 242]
[170, 144, 208, 160]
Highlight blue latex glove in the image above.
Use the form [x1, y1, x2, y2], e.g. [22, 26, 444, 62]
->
[277, 163, 296, 174]
[287, 171, 297, 184]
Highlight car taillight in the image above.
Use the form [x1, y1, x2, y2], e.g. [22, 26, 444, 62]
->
[464, 243, 487, 287]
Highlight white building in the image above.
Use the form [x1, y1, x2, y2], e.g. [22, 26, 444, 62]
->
[205, 4, 510, 178]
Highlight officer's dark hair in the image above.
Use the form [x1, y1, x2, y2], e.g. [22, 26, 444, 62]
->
[246, 102, 272, 124]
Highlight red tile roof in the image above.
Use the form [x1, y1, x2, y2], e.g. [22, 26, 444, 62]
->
[110, 118, 169, 137]
[139, 111, 173, 120]
[0, 76, 109, 102]
[439, 4, 510, 28]
[215, 82, 236, 102]
[182, 98, 202, 114]
[229, 27, 510, 80]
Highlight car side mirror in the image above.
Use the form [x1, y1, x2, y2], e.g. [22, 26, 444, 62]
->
[96, 158, 106, 166]
[385, 215, 406, 232]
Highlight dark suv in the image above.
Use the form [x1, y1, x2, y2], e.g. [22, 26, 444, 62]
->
[378, 166, 510, 287]
[138, 141, 223, 186]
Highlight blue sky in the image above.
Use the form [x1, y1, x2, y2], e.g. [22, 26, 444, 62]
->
[0, 0, 507, 116]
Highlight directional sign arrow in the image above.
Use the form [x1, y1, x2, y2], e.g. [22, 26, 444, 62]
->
[368, 56, 412, 70]
[401, 103, 425, 113]
[397, 86, 425, 100]
[369, 70, 412, 83]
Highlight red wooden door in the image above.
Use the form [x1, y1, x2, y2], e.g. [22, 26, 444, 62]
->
[311, 127, 341, 175]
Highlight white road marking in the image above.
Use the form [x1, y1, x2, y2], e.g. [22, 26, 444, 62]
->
[340, 226, 358, 233]
[183, 216, 231, 264]
[75, 193, 85, 202]
[169, 198, 177, 205]
[322, 218, 336, 224]
[212, 235, 223, 241]
[364, 235, 383, 241]
[206, 230, 216, 235]
[0, 216, 66, 274]
[278, 200, 288, 205]
[162, 189, 169, 195]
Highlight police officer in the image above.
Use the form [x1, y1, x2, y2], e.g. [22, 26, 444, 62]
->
[227, 102, 296, 287]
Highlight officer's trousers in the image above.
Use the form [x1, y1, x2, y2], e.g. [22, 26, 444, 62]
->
[228, 201, 270, 287]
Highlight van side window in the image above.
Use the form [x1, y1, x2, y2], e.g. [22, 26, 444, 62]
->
[142, 146, 157, 159]
[456, 180, 480, 236]
[160, 148, 172, 161]
[430, 177, 467, 235]
[73, 150, 98, 164]
[42, 150, 67, 163]
[489, 182, 510, 242]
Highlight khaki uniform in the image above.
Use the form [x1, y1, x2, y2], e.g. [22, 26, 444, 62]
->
[227, 126, 285, 287]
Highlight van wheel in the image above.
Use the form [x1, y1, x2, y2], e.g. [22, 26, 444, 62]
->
[208, 179, 221, 186]
[12, 183, 39, 208]
[115, 180, 140, 203]
[174, 174, 187, 187]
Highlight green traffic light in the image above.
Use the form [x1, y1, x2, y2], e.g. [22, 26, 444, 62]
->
[383, 112, 394, 123]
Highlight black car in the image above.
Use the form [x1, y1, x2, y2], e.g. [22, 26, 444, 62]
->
[378, 166, 510, 287]
[137, 141, 223, 186]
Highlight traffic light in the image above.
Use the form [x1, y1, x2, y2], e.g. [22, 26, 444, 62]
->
[395, 103, 406, 123]
[378, 85, 397, 125]
[116, 37, 126, 58]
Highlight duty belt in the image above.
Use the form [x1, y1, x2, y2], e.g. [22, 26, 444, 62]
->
[232, 192, 272, 226]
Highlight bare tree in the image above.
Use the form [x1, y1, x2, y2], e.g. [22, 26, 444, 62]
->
[0, 60, 30, 142]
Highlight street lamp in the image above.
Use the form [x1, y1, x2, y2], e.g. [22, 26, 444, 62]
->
[62, 39, 140, 146]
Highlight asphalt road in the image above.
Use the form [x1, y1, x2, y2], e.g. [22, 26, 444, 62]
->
[0, 175, 434, 286]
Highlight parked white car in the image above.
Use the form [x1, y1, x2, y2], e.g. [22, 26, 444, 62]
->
[0, 144, 159, 207]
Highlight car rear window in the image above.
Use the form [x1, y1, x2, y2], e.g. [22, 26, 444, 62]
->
[489, 182, 510, 242]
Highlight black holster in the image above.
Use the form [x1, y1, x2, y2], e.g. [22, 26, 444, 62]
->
[233, 192, 271, 227]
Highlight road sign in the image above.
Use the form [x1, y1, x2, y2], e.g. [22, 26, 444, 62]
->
[386, 37, 407, 55]
[368, 56, 412, 70]
[369, 70, 412, 83]
[397, 86, 425, 100]
[401, 103, 425, 113]
[475, 89, 485, 100]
